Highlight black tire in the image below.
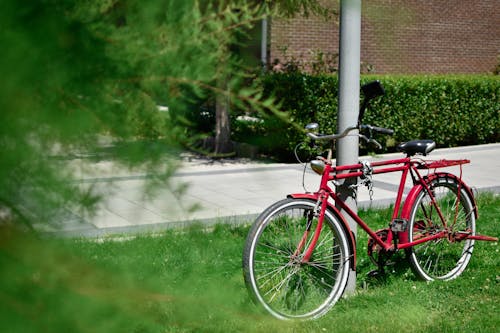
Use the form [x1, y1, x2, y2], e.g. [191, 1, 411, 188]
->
[407, 175, 476, 281]
[242, 198, 351, 320]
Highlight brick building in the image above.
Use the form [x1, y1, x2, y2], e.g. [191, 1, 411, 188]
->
[266, 0, 499, 74]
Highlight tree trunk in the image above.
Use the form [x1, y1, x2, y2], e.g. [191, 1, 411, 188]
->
[214, 85, 233, 155]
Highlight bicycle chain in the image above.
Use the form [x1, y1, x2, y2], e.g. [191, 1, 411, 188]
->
[349, 160, 374, 201]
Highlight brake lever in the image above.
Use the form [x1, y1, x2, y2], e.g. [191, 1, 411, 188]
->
[359, 134, 382, 149]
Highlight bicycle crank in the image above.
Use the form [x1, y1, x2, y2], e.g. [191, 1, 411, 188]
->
[367, 228, 392, 269]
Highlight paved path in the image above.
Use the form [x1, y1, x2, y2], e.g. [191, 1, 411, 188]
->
[56, 143, 500, 237]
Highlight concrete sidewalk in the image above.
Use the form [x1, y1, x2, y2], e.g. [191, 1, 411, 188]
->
[57, 143, 500, 237]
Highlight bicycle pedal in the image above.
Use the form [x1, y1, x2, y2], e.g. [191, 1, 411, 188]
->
[391, 218, 408, 232]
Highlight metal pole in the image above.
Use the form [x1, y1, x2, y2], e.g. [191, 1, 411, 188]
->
[337, 0, 361, 293]
[261, 18, 268, 69]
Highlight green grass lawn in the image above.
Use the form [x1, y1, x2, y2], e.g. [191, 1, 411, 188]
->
[1, 194, 498, 333]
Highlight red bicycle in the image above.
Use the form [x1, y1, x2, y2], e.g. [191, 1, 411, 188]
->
[242, 81, 497, 320]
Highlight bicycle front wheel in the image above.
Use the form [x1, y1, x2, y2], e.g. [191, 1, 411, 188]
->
[242, 198, 351, 320]
[407, 175, 476, 281]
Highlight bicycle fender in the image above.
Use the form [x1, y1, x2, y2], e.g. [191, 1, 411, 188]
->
[287, 193, 357, 270]
[433, 172, 477, 219]
[399, 172, 478, 244]
[401, 172, 478, 220]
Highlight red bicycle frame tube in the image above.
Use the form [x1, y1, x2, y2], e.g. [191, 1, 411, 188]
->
[293, 156, 496, 264]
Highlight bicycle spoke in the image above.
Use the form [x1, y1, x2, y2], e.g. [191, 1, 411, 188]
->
[263, 266, 297, 301]
[408, 176, 475, 281]
[302, 269, 334, 290]
[255, 244, 292, 258]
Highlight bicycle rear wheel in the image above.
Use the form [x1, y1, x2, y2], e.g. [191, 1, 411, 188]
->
[242, 198, 351, 320]
[407, 175, 476, 281]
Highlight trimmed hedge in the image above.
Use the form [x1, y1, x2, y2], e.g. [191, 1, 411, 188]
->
[233, 74, 499, 161]
[365, 76, 499, 147]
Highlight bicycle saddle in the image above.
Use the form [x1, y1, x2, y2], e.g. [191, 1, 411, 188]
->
[397, 140, 436, 156]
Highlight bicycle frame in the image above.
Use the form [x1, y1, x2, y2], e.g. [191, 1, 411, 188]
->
[290, 156, 497, 265]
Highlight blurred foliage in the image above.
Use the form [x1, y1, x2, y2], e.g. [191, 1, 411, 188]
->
[265, 0, 338, 18]
[1, 0, 335, 227]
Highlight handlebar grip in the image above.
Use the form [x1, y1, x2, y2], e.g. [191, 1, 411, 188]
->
[372, 126, 394, 135]
[360, 124, 394, 135]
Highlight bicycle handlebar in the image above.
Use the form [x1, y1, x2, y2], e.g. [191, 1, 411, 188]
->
[306, 125, 358, 141]
[306, 124, 394, 141]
